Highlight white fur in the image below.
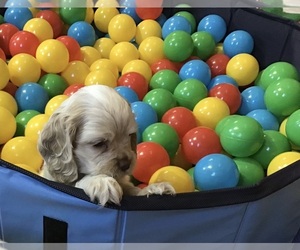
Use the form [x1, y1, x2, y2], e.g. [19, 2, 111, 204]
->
[38, 85, 175, 206]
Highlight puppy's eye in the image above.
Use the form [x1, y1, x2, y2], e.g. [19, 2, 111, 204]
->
[93, 140, 108, 149]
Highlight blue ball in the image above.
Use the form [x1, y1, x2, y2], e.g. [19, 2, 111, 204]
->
[207, 74, 238, 90]
[197, 14, 227, 43]
[4, 7, 33, 30]
[223, 30, 254, 58]
[156, 13, 167, 27]
[15, 83, 49, 113]
[238, 86, 266, 115]
[67, 21, 96, 47]
[246, 109, 279, 131]
[4, 0, 31, 7]
[162, 16, 192, 39]
[194, 153, 240, 191]
[179, 59, 211, 86]
[119, 0, 141, 24]
[115, 86, 139, 104]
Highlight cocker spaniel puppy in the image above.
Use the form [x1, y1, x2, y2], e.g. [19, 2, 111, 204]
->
[38, 85, 175, 206]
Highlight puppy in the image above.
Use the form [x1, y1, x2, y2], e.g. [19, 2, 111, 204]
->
[38, 85, 175, 206]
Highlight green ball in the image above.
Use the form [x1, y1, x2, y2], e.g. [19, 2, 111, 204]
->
[220, 115, 264, 157]
[142, 122, 180, 158]
[215, 115, 241, 136]
[264, 78, 300, 117]
[15, 110, 41, 137]
[233, 157, 265, 186]
[59, 6, 86, 25]
[38, 73, 68, 99]
[251, 130, 291, 170]
[150, 69, 181, 93]
[163, 30, 194, 62]
[256, 61, 299, 90]
[173, 79, 208, 110]
[286, 109, 300, 147]
[175, 11, 197, 33]
[0, 15, 4, 25]
[191, 31, 216, 60]
[143, 88, 177, 120]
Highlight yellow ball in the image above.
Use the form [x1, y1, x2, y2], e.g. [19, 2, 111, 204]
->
[95, 0, 119, 7]
[80, 46, 102, 67]
[45, 95, 69, 116]
[1, 136, 43, 171]
[267, 151, 300, 176]
[193, 97, 230, 129]
[108, 14, 136, 43]
[85, 8, 95, 23]
[90, 58, 119, 79]
[0, 107, 16, 145]
[122, 59, 152, 83]
[0, 90, 18, 116]
[15, 163, 40, 174]
[94, 37, 116, 59]
[61, 61, 91, 85]
[93, 7, 119, 33]
[23, 18, 54, 42]
[135, 20, 162, 45]
[24, 114, 50, 143]
[214, 43, 224, 54]
[84, 69, 117, 88]
[138, 36, 165, 65]
[36, 39, 69, 73]
[109, 42, 139, 71]
[0, 59, 9, 90]
[149, 165, 195, 193]
[8, 53, 41, 87]
[226, 53, 259, 86]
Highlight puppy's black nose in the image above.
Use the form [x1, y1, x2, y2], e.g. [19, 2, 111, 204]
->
[118, 158, 131, 171]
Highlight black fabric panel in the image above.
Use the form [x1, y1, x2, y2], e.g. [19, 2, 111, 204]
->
[43, 216, 68, 244]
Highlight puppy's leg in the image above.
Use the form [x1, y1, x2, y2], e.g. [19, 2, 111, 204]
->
[75, 175, 123, 206]
[137, 182, 176, 197]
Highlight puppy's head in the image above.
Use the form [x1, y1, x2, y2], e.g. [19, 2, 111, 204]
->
[38, 85, 138, 184]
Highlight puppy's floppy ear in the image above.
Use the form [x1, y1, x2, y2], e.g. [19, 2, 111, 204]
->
[38, 111, 78, 184]
[130, 133, 137, 152]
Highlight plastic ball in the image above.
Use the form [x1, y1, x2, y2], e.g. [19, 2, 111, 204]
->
[162, 16, 192, 39]
[149, 165, 195, 193]
[194, 153, 239, 191]
[181, 126, 222, 165]
[135, 19, 162, 45]
[119, 4, 141, 24]
[209, 83, 241, 114]
[44, 95, 69, 116]
[0, 106, 16, 145]
[207, 74, 238, 90]
[93, 7, 119, 33]
[1, 136, 43, 171]
[223, 30, 254, 58]
[109, 41, 139, 71]
[206, 53, 230, 78]
[133, 141, 170, 183]
[122, 59, 152, 83]
[251, 130, 291, 170]
[24, 113, 49, 143]
[94, 37, 116, 59]
[179, 59, 211, 87]
[84, 68, 117, 88]
[38, 73, 68, 99]
[193, 97, 230, 129]
[142, 122, 179, 158]
[226, 53, 259, 86]
[0, 48, 6, 61]
[63, 83, 85, 96]
[246, 109, 279, 131]
[215, 114, 241, 135]
[138, 36, 165, 65]
[59, 7, 86, 26]
[264, 78, 300, 117]
[0, 90, 18, 116]
[0, 23, 19, 56]
[171, 144, 193, 171]
[4, 7, 33, 30]
[67, 21, 96, 47]
[108, 14, 136, 43]
[286, 109, 300, 147]
[191, 31, 216, 60]
[219, 115, 265, 157]
[115, 86, 139, 103]
[2, 81, 17, 96]
[15, 109, 40, 137]
[35, 9, 63, 38]
[163, 30, 194, 62]
[9, 30, 40, 57]
[60, 61, 91, 85]
[150, 69, 181, 93]
[135, 0, 163, 20]
[15, 82, 49, 113]
[15, 163, 39, 174]
[23, 17, 54, 42]
[0, 59, 9, 90]
[175, 11, 197, 33]
[8, 53, 41, 87]
[151, 58, 179, 74]
[56, 35, 82, 62]
[267, 151, 300, 176]
[238, 86, 266, 115]
[90, 58, 119, 79]
[173, 78, 208, 110]
[117, 72, 148, 100]
[197, 14, 227, 43]
[80, 46, 102, 67]
[233, 157, 265, 186]
[143, 88, 177, 120]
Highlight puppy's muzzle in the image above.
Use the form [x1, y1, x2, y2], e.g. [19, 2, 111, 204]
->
[118, 157, 131, 171]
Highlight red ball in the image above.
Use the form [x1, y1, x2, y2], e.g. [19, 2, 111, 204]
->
[36, 10, 64, 38]
[118, 72, 148, 100]
[0, 48, 6, 61]
[209, 83, 242, 114]
[151, 58, 179, 74]
[63, 84, 85, 96]
[162, 107, 198, 142]
[206, 53, 230, 78]
[133, 141, 170, 184]
[0, 23, 19, 57]
[2, 81, 18, 96]
[9, 31, 40, 57]
[56, 36, 82, 62]
[181, 126, 222, 165]
[136, 0, 163, 20]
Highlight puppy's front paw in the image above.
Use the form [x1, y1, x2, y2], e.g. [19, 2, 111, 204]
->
[75, 175, 123, 206]
[138, 182, 176, 197]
